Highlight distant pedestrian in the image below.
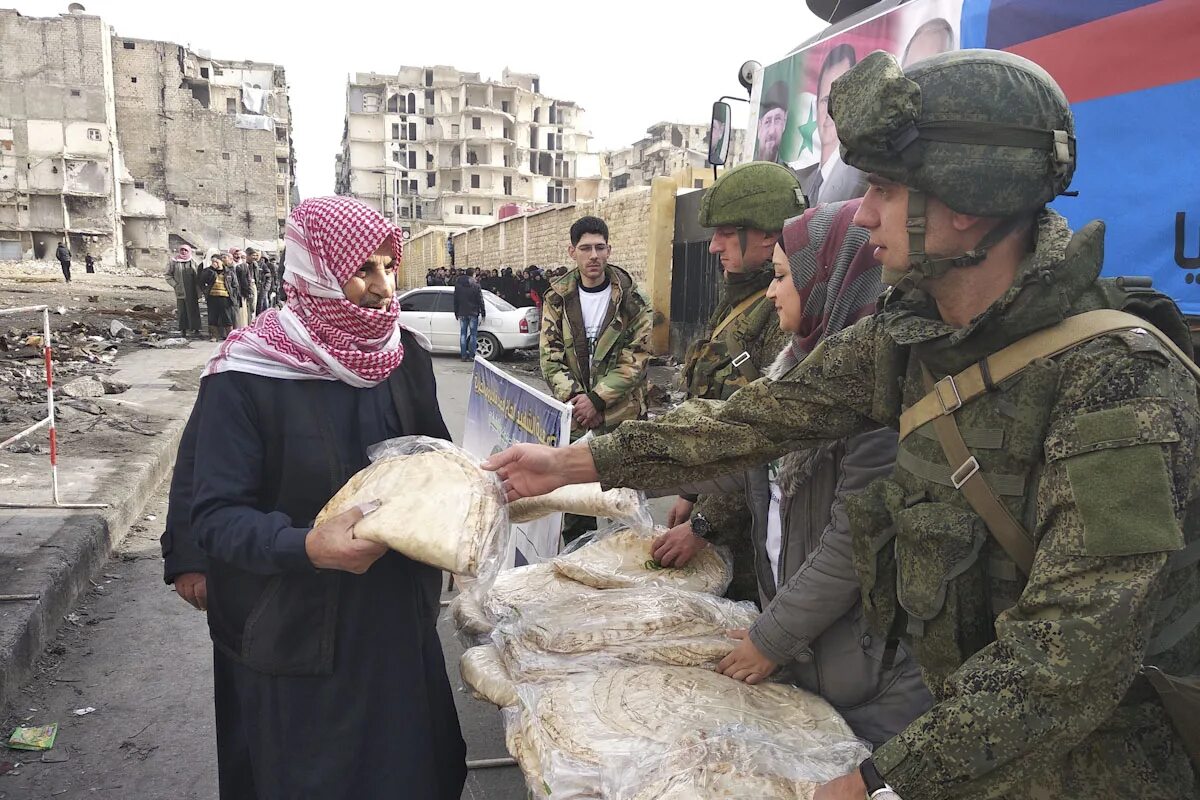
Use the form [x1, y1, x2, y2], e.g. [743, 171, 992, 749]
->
[55, 241, 71, 283]
[446, 237, 455, 267]
[453, 267, 486, 361]
[201, 249, 237, 341]
[165, 245, 203, 337]
[228, 250, 251, 328]
[84, 254, 96, 274]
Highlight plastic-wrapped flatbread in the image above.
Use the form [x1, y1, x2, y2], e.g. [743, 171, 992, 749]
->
[551, 528, 730, 594]
[512, 666, 865, 799]
[315, 442, 505, 576]
[509, 483, 650, 527]
[482, 562, 598, 623]
[628, 763, 816, 800]
[494, 587, 757, 679]
[449, 590, 492, 638]
[459, 644, 518, 708]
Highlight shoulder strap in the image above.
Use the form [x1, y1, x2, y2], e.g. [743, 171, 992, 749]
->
[711, 288, 769, 340]
[919, 364, 1038, 574]
[900, 309, 1200, 443]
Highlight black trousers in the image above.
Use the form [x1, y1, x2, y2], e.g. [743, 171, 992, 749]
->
[59, 260, 71, 282]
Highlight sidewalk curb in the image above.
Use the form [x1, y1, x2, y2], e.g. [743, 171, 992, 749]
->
[0, 414, 188, 706]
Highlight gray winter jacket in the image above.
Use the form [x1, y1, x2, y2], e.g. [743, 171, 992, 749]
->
[677, 426, 932, 747]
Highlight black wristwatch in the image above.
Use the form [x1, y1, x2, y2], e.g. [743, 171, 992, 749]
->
[860, 758, 899, 799]
[690, 513, 712, 539]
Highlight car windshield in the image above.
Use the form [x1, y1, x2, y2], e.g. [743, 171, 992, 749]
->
[483, 291, 515, 312]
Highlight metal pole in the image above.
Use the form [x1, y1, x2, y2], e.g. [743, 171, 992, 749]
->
[465, 757, 517, 770]
[0, 416, 51, 450]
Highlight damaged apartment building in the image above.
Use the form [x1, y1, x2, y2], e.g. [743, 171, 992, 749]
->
[335, 66, 604, 234]
[606, 121, 747, 193]
[0, 6, 296, 268]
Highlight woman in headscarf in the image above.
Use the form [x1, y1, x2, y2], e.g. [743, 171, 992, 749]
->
[681, 199, 932, 747]
[200, 248, 237, 341]
[169, 197, 465, 799]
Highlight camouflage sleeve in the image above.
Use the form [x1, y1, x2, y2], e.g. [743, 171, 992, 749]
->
[539, 293, 581, 403]
[591, 289, 653, 409]
[589, 315, 896, 491]
[874, 335, 1198, 800]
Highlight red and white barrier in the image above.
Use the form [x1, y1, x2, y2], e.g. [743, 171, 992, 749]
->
[0, 305, 108, 509]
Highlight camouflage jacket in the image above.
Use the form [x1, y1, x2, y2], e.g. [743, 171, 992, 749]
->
[680, 264, 791, 602]
[540, 264, 654, 440]
[590, 211, 1200, 799]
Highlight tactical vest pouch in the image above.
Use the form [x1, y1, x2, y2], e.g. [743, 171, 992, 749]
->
[893, 501, 992, 681]
[1143, 667, 1200, 771]
[848, 478, 904, 637]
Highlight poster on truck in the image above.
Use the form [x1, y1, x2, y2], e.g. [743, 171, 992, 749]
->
[462, 356, 572, 568]
[747, 0, 1200, 314]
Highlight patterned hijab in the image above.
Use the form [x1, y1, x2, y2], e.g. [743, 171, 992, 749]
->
[203, 197, 419, 387]
[779, 198, 883, 360]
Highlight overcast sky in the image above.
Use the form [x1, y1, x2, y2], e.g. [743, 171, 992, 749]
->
[17, 1, 827, 197]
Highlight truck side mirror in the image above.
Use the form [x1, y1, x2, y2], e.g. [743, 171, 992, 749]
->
[708, 102, 732, 167]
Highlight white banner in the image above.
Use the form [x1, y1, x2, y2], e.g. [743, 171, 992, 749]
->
[462, 357, 571, 567]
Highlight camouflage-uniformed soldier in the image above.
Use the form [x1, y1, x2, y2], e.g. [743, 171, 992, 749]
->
[490, 50, 1200, 799]
[540, 215, 654, 441]
[655, 162, 804, 602]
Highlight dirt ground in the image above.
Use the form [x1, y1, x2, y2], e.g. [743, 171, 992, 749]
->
[0, 261, 197, 463]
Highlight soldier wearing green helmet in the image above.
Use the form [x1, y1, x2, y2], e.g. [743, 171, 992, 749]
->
[486, 48, 1200, 800]
[651, 161, 805, 602]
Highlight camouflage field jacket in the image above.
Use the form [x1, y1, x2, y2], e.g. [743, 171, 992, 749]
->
[589, 211, 1200, 800]
[540, 264, 654, 440]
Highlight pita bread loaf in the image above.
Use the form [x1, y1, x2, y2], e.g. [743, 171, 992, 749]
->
[496, 588, 757, 679]
[449, 591, 492, 638]
[482, 562, 598, 623]
[512, 666, 859, 799]
[459, 644, 518, 708]
[628, 762, 816, 800]
[315, 450, 503, 576]
[509, 483, 645, 525]
[551, 528, 730, 594]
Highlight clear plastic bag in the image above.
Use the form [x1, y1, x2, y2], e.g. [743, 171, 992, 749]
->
[602, 725, 872, 800]
[448, 590, 493, 646]
[459, 643, 518, 708]
[508, 665, 867, 800]
[551, 525, 732, 595]
[508, 483, 652, 530]
[492, 587, 758, 680]
[481, 561, 599, 624]
[314, 435, 509, 579]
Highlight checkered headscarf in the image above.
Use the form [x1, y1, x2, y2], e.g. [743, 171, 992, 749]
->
[203, 197, 413, 387]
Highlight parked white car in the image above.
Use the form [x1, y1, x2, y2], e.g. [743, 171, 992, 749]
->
[396, 286, 540, 361]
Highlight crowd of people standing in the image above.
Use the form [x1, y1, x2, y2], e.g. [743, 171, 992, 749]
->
[425, 264, 566, 309]
[164, 245, 283, 341]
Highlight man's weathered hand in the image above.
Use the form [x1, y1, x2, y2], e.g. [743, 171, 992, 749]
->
[667, 496, 694, 528]
[651, 522, 708, 567]
[483, 443, 598, 501]
[570, 394, 603, 429]
[174, 572, 207, 611]
[717, 629, 777, 685]
[305, 503, 387, 574]
[814, 770, 868, 800]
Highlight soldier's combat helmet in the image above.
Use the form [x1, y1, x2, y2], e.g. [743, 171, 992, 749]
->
[829, 49, 1076, 285]
[698, 161, 808, 234]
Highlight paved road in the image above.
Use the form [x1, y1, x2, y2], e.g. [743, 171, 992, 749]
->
[0, 354, 533, 799]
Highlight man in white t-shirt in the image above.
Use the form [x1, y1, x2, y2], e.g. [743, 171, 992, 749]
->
[540, 215, 653, 441]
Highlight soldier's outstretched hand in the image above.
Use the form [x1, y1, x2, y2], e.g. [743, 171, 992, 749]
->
[483, 442, 599, 502]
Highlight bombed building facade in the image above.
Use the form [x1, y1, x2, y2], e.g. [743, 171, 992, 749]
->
[0, 6, 296, 268]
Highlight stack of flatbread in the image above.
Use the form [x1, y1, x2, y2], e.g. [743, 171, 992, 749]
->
[510, 665, 862, 799]
[315, 449, 504, 576]
[495, 587, 757, 680]
[626, 762, 818, 800]
[459, 644, 518, 708]
[482, 562, 600, 624]
[551, 528, 730, 594]
[508, 483, 647, 526]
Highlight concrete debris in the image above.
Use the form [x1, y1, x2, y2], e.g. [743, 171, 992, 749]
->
[101, 379, 130, 395]
[61, 376, 106, 399]
[109, 320, 135, 338]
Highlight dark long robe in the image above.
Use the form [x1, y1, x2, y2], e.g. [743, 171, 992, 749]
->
[186, 338, 466, 799]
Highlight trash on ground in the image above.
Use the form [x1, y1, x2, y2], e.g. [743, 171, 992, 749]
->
[8, 723, 59, 751]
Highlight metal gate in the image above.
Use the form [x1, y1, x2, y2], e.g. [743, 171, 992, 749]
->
[668, 189, 720, 361]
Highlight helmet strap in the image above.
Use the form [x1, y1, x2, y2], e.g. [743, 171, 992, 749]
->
[893, 189, 1024, 289]
[736, 228, 750, 266]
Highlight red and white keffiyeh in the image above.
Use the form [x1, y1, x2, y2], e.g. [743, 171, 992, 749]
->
[203, 197, 422, 387]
